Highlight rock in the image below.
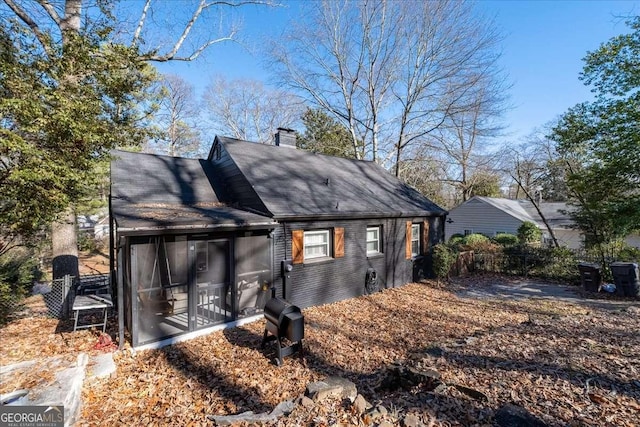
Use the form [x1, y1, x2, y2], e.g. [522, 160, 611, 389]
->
[495, 404, 547, 427]
[375, 405, 388, 416]
[352, 394, 369, 414]
[299, 395, 315, 409]
[208, 400, 294, 425]
[451, 383, 488, 401]
[270, 400, 295, 418]
[402, 413, 422, 427]
[306, 376, 357, 402]
[378, 422, 394, 427]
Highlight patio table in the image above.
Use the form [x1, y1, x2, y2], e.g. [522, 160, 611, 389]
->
[72, 294, 113, 332]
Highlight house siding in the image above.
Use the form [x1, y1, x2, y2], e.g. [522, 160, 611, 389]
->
[270, 217, 442, 309]
[445, 199, 524, 240]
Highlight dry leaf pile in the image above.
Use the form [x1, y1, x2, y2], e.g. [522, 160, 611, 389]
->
[2, 279, 639, 426]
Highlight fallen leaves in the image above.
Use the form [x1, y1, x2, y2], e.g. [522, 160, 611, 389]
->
[2, 278, 639, 426]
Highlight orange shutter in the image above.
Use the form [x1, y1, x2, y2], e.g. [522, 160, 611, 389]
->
[423, 220, 430, 254]
[406, 221, 412, 259]
[334, 227, 345, 258]
[292, 230, 304, 264]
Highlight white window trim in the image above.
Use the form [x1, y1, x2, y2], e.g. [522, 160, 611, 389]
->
[411, 224, 421, 257]
[304, 230, 331, 260]
[367, 226, 382, 255]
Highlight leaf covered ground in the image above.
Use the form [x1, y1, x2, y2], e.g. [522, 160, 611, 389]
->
[1, 278, 639, 426]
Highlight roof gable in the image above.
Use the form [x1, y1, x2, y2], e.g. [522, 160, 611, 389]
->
[216, 136, 445, 219]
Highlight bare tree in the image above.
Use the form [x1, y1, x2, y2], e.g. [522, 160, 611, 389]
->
[270, 0, 504, 171]
[202, 76, 303, 144]
[430, 73, 508, 202]
[151, 74, 201, 157]
[501, 133, 563, 248]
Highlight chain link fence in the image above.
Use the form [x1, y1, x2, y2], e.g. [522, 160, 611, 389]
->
[1, 273, 110, 324]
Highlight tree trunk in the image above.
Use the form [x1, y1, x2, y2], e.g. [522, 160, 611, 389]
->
[52, 208, 79, 280]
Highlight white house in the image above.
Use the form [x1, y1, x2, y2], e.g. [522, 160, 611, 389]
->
[445, 196, 639, 250]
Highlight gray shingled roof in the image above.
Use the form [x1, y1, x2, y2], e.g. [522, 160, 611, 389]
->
[111, 150, 276, 233]
[473, 196, 573, 229]
[218, 136, 446, 219]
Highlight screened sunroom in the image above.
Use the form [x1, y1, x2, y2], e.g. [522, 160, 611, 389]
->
[110, 150, 277, 347]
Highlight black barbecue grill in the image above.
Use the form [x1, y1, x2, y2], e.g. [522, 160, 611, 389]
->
[261, 297, 304, 366]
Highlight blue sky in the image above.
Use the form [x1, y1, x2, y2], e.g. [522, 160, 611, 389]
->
[155, 0, 639, 144]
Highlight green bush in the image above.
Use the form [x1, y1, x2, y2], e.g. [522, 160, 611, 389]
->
[615, 244, 640, 262]
[0, 249, 42, 325]
[462, 233, 500, 253]
[493, 233, 519, 246]
[448, 234, 465, 249]
[433, 243, 457, 282]
[78, 231, 98, 252]
[463, 233, 490, 246]
[517, 221, 542, 245]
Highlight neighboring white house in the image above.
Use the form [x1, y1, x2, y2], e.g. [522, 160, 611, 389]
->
[445, 196, 639, 250]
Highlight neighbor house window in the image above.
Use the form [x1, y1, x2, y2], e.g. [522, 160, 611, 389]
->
[304, 230, 330, 260]
[464, 229, 473, 236]
[411, 224, 421, 257]
[367, 226, 382, 255]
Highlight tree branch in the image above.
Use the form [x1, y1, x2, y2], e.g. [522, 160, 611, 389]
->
[3, 0, 53, 57]
[144, 0, 272, 62]
[36, 0, 61, 26]
[132, 0, 152, 46]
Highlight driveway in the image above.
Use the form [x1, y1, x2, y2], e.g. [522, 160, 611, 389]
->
[454, 275, 639, 312]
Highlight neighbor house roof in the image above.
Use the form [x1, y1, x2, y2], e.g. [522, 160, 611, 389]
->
[467, 196, 573, 229]
[111, 150, 277, 234]
[214, 136, 446, 220]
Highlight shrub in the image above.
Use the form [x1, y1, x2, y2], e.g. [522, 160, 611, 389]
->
[448, 234, 465, 249]
[493, 233, 519, 246]
[517, 221, 542, 245]
[463, 233, 490, 246]
[0, 249, 42, 325]
[462, 233, 499, 253]
[433, 243, 457, 282]
[78, 231, 98, 252]
[615, 244, 640, 262]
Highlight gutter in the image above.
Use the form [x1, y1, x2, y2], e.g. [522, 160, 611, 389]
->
[273, 210, 447, 222]
[115, 221, 278, 237]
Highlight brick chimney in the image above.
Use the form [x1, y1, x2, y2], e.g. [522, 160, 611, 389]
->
[275, 127, 297, 148]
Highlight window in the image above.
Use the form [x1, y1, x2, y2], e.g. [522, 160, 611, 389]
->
[304, 230, 330, 260]
[367, 226, 382, 255]
[411, 224, 421, 257]
[464, 229, 473, 236]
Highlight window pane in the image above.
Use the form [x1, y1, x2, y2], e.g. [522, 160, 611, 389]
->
[304, 230, 330, 259]
[412, 241, 420, 256]
[367, 241, 379, 253]
[367, 228, 378, 241]
[411, 224, 420, 239]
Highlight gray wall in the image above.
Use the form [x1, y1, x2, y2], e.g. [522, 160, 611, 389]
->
[270, 216, 443, 309]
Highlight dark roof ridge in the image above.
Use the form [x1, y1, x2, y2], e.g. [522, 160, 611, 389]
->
[215, 135, 378, 165]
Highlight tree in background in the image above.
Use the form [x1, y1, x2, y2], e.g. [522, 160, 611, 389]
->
[1, 0, 272, 279]
[271, 0, 504, 170]
[550, 17, 640, 262]
[202, 76, 302, 144]
[151, 74, 201, 157]
[396, 155, 450, 208]
[296, 108, 353, 158]
[0, 4, 156, 278]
